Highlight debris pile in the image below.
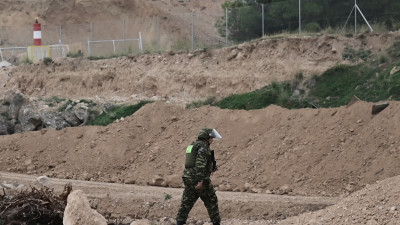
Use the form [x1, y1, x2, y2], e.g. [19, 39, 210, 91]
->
[0, 186, 67, 225]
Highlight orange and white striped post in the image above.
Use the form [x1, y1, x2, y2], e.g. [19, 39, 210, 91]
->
[33, 17, 42, 46]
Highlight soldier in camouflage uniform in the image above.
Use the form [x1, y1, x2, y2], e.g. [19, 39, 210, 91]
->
[176, 128, 222, 225]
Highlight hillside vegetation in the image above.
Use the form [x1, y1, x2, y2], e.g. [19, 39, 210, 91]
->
[189, 37, 400, 110]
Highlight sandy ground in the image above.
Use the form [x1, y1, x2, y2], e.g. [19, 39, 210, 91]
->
[0, 172, 340, 224]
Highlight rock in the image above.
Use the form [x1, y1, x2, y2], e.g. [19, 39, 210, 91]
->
[150, 175, 167, 187]
[371, 102, 389, 115]
[227, 49, 238, 61]
[130, 219, 151, 225]
[82, 172, 93, 181]
[124, 177, 136, 184]
[19, 105, 44, 132]
[3, 90, 25, 120]
[390, 66, 400, 75]
[74, 104, 90, 125]
[37, 175, 52, 188]
[244, 182, 252, 191]
[218, 183, 233, 191]
[63, 190, 107, 225]
[63, 111, 83, 126]
[166, 174, 182, 188]
[40, 110, 70, 130]
[0, 117, 14, 135]
[27, 165, 36, 171]
[276, 184, 292, 195]
[250, 187, 263, 193]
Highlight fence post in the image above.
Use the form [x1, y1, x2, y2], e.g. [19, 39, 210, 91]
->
[157, 16, 160, 53]
[59, 25, 63, 56]
[139, 32, 143, 52]
[354, 0, 357, 34]
[262, 4, 264, 37]
[90, 21, 93, 41]
[123, 19, 126, 50]
[191, 11, 195, 50]
[225, 7, 228, 46]
[299, 0, 301, 34]
[89, 22, 93, 56]
[87, 39, 91, 56]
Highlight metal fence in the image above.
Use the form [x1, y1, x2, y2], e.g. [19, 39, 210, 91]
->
[0, 0, 398, 61]
[0, 12, 225, 61]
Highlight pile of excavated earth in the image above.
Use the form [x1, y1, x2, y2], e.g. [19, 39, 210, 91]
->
[1, 0, 400, 224]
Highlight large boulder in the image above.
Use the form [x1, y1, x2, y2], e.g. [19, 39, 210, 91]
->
[40, 110, 70, 130]
[0, 117, 14, 135]
[62, 111, 82, 126]
[63, 190, 107, 225]
[19, 105, 71, 131]
[19, 105, 43, 132]
[3, 90, 25, 120]
[74, 103, 90, 125]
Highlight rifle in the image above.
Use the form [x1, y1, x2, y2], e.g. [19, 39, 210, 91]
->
[211, 150, 218, 172]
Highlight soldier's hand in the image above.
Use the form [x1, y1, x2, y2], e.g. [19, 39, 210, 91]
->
[195, 180, 203, 190]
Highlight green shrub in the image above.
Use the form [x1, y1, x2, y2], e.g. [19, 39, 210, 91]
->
[88, 101, 152, 126]
[87, 56, 106, 60]
[215, 81, 296, 110]
[388, 41, 400, 58]
[21, 57, 32, 64]
[164, 193, 172, 200]
[186, 96, 216, 109]
[67, 50, 84, 58]
[43, 57, 53, 65]
[342, 47, 371, 61]
[45, 96, 66, 107]
[379, 54, 388, 64]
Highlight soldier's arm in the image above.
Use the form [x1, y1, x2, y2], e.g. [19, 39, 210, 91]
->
[194, 147, 208, 182]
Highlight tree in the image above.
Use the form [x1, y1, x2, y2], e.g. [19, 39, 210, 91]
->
[215, 0, 400, 43]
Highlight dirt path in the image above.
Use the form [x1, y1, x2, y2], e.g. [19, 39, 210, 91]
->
[1, 172, 340, 224]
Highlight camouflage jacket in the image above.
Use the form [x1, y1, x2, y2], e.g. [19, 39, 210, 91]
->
[182, 139, 214, 182]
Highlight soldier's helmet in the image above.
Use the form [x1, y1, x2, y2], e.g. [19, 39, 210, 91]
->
[198, 128, 222, 140]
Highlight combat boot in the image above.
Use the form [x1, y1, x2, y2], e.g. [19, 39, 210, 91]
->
[176, 221, 186, 225]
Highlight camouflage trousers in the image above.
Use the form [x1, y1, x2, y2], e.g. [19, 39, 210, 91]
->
[176, 178, 221, 224]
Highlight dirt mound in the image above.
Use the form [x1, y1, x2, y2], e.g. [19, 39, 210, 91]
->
[0, 100, 398, 199]
[279, 175, 400, 224]
[2, 32, 399, 105]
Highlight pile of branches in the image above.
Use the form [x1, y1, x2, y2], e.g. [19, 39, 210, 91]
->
[0, 186, 66, 225]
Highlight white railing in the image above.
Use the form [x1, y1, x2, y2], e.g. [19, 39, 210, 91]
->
[87, 32, 143, 56]
[0, 47, 27, 61]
